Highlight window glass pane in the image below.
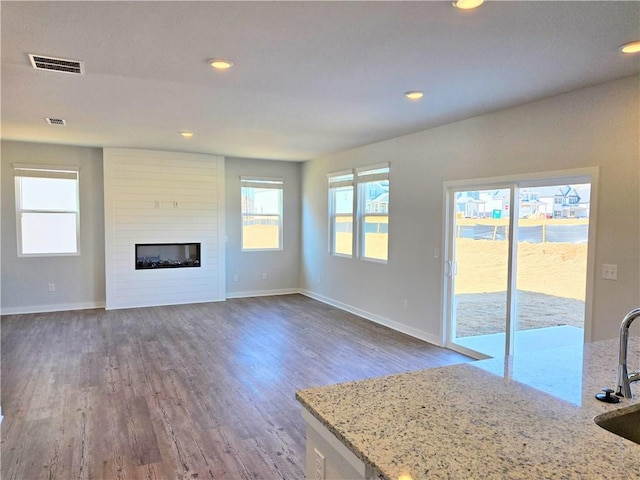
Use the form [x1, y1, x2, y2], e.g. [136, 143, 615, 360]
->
[334, 187, 353, 214]
[361, 175, 389, 261]
[242, 187, 280, 215]
[241, 182, 283, 250]
[333, 214, 353, 256]
[21, 177, 77, 211]
[330, 185, 354, 256]
[21, 212, 77, 254]
[362, 215, 388, 261]
[242, 214, 281, 250]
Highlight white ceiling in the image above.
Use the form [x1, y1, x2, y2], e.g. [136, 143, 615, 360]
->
[2, 1, 639, 161]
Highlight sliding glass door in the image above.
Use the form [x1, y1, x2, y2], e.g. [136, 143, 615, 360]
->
[444, 173, 593, 358]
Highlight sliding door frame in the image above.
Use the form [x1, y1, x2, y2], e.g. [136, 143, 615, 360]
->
[441, 167, 599, 359]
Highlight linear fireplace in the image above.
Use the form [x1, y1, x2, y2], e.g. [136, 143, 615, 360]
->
[135, 243, 201, 269]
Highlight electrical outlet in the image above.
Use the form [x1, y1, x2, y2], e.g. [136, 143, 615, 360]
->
[48, 283, 55, 292]
[233, 274, 238, 282]
[602, 264, 618, 281]
[262, 273, 268, 280]
[313, 448, 325, 480]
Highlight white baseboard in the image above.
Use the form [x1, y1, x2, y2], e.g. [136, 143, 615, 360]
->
[0, 301, 106, 316]
[105, 297, 226, 311]
[226, 288, 300, 299]
[299, 289, 443, 347]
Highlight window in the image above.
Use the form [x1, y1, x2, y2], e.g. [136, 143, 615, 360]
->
[241, 177, 283, 251]
[358, 166, 390, 262]
[328, 172, 354, 256]
[328, 164, 390, 262]
[14, 164, 80, 256]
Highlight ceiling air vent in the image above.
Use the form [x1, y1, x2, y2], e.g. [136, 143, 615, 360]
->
[46, 118, 66, 126]
[29, 54, 84, 75]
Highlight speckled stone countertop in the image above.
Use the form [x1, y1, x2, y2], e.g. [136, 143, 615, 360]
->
[296, 337, 640, 479]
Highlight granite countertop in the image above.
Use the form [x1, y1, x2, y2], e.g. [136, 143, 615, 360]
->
[296, 337, 640, 479]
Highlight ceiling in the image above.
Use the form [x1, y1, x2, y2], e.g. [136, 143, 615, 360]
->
[1, 1, 639, 162]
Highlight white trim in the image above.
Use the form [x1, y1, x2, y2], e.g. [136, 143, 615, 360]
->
[327, 170, 354, 188]
[240, 176, 284, 189]
[13, 163, 80, 175]
[0, 301, 105, 316]
[505, 185, 518, 357]
[355, 163, 389, 175]
[226, 288, 300, 299]
[582, 168, 599, 343]
[299, 289, 443, 347]
[105, 298, 225, 311]
[218, 160, 227, 304]
[445, 342, 491, 361]
[442, 167, 599, 189]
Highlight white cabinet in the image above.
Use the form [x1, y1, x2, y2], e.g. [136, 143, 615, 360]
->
[302, 408, 376, 480]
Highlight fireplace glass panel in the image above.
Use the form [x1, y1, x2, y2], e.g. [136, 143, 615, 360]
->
[135, 243, 200, 269]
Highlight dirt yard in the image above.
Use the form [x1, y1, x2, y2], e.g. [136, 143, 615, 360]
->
[454, 239, 588, 301]
[454, 218, 588, 337]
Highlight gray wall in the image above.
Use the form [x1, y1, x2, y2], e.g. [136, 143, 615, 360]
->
[225, 157, 301, 296]
[1, 141, 105, 313]
[300, 76, 640, 343]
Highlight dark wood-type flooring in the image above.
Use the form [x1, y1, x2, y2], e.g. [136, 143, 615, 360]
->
[1, 294, 470, 480]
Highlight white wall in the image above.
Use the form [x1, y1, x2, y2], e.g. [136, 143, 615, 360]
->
[103, 148, 225, 309]
[225, 157, 301, 297]
[300, 76, 640, 343]
[1, 141, 105, 313]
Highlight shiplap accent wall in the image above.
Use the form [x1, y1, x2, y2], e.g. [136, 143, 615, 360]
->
[103, 148, 225, 309]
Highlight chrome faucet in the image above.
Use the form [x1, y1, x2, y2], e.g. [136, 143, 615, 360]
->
[615, 307, 640, 398]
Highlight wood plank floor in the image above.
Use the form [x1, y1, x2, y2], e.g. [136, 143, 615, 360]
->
[1, 294, 470, 480]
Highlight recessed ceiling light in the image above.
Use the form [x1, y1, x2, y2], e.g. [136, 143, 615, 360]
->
[180, 131, 194, 138]
[620, 40, 640, 54]
[404, 91, 424, 100]
[209, 59, 233, 70]
[452, 0, 484, 10]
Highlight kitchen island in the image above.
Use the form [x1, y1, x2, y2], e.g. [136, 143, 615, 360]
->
[296, 337, 640, 479]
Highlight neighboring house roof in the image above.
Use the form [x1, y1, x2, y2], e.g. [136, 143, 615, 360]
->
[371, 192, 389, 204]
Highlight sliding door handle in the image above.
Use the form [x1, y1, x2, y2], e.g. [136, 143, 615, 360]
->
[445, 260, 457, 277]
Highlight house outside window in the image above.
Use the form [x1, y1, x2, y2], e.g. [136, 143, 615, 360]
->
[328, 164, 390, 262]
[14, 164, 80, 256]
[241, 177, 283, 251]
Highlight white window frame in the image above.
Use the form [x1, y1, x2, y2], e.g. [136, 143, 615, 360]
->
[240, 176, 284, 252]
[357, 165, 390, 263]
[328, 163, 390, 263]
[14, 163, 81, 257]
[328, 171, 355, 257]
